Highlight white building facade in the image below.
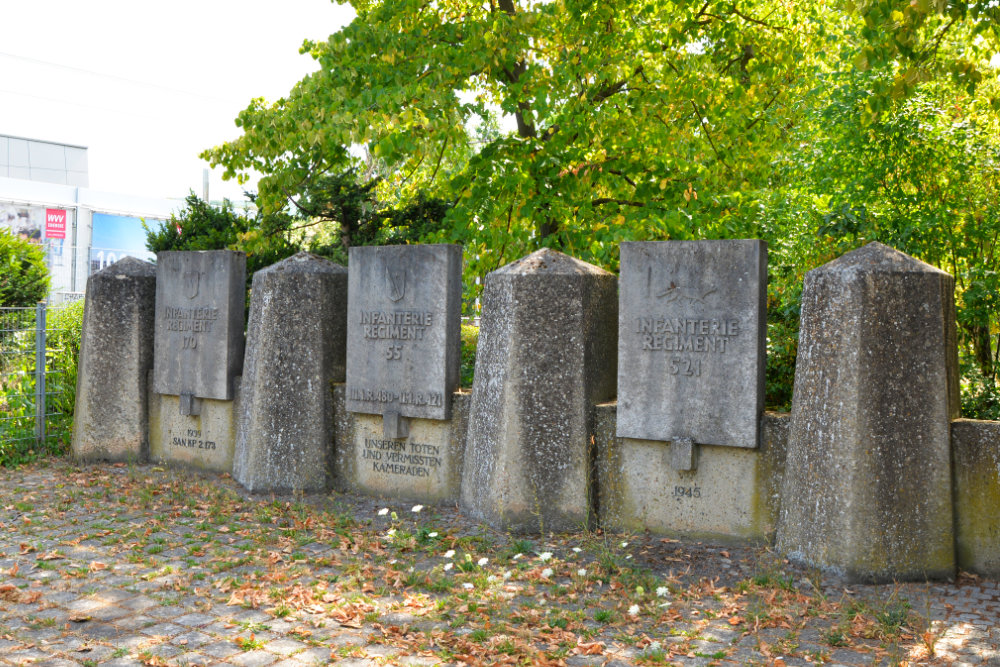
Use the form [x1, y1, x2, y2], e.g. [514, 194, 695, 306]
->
[0, 135, 180, 303]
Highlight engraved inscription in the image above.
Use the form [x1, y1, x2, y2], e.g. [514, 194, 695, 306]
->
[635, 316, 740, 354]
[348, 388, 444, 407]
[361, 310, 433, 340]
[361, 438, 442, 477]
[671, 485, 702, 499]
[170, 428, 217, 450]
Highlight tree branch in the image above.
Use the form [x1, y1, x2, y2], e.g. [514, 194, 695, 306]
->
[745, 89, 782, 131]
[592, 198, 646, 207]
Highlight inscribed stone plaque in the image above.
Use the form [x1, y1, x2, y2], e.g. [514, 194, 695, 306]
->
[616, 240, 766, 448]
[152, 250, 246, 400]
[345, 244, 462, 420]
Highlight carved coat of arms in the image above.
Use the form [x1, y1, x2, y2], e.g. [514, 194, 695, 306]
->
[183, 270, 201, 299]
[386, 266, 406, 302]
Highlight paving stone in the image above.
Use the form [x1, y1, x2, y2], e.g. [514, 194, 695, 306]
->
[171, 630, 214, 648]
[140, 621, 187, 638]
[264, 638, 309, 656]
[173, 612, 216, 628]
[201, 641, 242, 659]
[228, 649, 279, 666]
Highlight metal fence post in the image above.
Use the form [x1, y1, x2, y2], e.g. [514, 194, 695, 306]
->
[34, 301, 46, 446]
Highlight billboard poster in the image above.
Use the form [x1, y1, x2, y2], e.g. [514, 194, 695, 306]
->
[0, 202, 75, 287]
[0, 203, 44, 242]
[89, 212, 156, 274]
[45, 209, 67, 239]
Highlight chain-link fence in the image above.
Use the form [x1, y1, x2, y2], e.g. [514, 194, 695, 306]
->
[0, 303, 78, 461]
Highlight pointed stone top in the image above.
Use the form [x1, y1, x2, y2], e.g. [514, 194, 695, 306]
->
[95, 255, 156, 279]
[811, 242, 950, 278]
[492, 248, 613, 277]
[257, 251, 347, 276]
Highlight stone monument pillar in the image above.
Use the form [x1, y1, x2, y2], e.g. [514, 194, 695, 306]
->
[72, 257, 157, 462]
[234, 252, 348, 493]
[460, 248, 617, 533]
[776, 242, 959, 582]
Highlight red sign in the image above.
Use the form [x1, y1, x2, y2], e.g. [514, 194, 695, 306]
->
[45, 209, 67, 239]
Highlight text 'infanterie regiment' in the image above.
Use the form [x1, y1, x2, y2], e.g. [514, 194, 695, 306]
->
[635, 316, 741, 353]
[361, 310, 433, 341]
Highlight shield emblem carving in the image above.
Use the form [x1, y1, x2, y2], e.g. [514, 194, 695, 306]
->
[386, 266, 405, 302]
[183, 270, 201, 300]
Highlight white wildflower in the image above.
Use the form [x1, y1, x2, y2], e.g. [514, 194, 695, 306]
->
[656, 586, 669, 598]
[572, 547, 582, 553]
[538, 552, 553, 562]
[428, 532, 438, 538]
[444, 563, 453, 571]
[620, 541, 629, 548]
[628, 604, 640, 616]
[577, 568, 587, 577]
[462, 582, 474, 590]
[444, 550, 455, 559]
[477, 557, 488, 567]
[411, 504, 423, 513]
[541, 567, 554, 578]
[378, 508, 389, 516]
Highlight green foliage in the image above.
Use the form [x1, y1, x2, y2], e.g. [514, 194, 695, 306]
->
[46, 300, 85, 432]
[201, 0, 1000, 414]
[145, 193, 301, 283]
[460, 324, 479, 388]
[292, 170, 454, 255]
[0, 300, 83, 467]
[0, 229, 49, 307]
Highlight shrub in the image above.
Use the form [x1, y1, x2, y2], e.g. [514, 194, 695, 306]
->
[0, 229, 49, 307]
[460, 324, 479, 388]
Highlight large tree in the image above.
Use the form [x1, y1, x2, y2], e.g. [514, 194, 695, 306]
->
[203, 0, 843, 274]
[203, 0, 1000, 410]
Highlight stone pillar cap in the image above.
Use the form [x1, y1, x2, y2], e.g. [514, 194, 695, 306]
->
[493, 247, 613, 276]
[256, 251, 347, 276]
[809, 241, 950, 277]
[94, 256, 156, 279]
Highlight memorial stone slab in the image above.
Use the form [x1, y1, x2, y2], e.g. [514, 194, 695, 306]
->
[72, 257, 156, 462]
[460, 249, 617, 533]
[234, 252, 348, 493]
[152, 251, 245, 401]
[776, 242, 959, 583]
[345, 244, 462, 422]
[617, 240, 767, 448]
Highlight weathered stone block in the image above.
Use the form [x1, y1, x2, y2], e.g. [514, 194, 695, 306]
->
[776, 242, 959, 583]
[617, 240, 767, 447]
[149, 374, 239, 473]
[72, 257, 156, 462]
[152, 251, 246, 400]
[596, 407, 788, 544]
[233, 253, 348, 493]
[951, 419, 1000, 577]
[345, 244, 462, 422]
[460, 249, 617, 533]
[332, 386, 470, 504]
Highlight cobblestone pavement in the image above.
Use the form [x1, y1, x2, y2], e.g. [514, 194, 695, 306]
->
[0, 460, 997, 666]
